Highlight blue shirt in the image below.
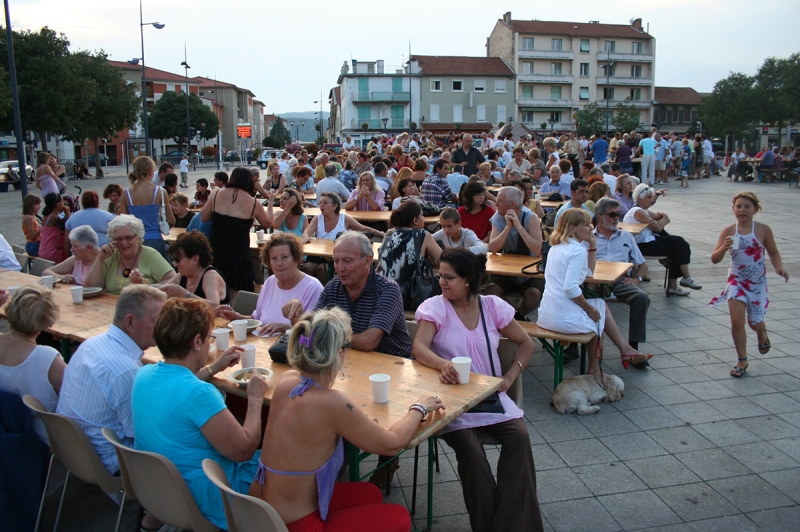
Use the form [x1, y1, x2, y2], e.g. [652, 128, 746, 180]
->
[554, 201, 593, 225]
[639, 137, 656, 155]
[132, 362, 260, 529]
[57, 325, 142, 473]
[186, 212, 212, 239]
[592, 139, 609, 164]
[65, 208, 115, 246]
[655, 139, 669, 161]
[540, 179, 572, 199]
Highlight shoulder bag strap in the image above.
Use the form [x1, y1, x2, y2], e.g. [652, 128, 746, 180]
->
[478, 296, 498, 377]
[159, 187, 167, 222]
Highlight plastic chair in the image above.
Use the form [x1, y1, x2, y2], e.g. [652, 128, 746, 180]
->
[21, 395, 125, 532]
[232, 290, 259, 317]
[406, 320, 418, 342]
[15, 252, 30, 274]
[30, 258, 55, 277]
[202, 459, 288, 532]
[101, 428, 218, 532]
[11, 243, 24, 254]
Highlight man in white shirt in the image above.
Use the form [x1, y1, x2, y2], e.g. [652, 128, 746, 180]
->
[729, 147, 746, 181]
[151, 162, 174, 186]
[596, 165, 617, 192]
[594, 197, 650, 350]
[57, 285, 166, 474]
[0, 234, 22, 271]
[409, 133, 420, 153]
[278, 152, 291, 174]
[702, 135, 714, 177]
[342, 135, 356, 150]
[315, 163, 350, 200]
[178, 156, 189, 187]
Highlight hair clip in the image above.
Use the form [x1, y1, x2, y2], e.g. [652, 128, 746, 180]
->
[299, 331, 313, 348]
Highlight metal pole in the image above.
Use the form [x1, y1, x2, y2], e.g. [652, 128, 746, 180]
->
[140, 0, 150, 157]
[183, 47, 191, 158]
[215, 76, 220, 170]
[4, 0, 28, 197]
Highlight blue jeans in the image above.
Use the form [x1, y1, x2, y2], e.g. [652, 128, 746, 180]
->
[25, 242, 40, 256]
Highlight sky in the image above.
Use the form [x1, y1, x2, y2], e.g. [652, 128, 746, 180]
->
[6, 0, 800, 114]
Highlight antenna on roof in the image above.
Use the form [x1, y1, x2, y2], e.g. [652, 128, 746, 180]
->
[630, 18, 635, 24]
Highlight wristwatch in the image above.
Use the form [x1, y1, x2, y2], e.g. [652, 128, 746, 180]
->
[636, 276, 642, 282]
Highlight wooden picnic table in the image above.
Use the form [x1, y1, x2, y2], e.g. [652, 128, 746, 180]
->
[285, 207, 440, 225]
[484, 254, 632, 284]
[618, 222, 646, 236]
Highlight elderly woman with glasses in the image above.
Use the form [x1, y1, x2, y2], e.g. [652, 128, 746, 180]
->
[84, 214, 176, 294]
[623, 184, 701, 296]
[131, 299, 264, 529]
[42, 225, 102, 285]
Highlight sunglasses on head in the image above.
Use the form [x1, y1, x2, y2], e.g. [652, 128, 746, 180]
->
[604, 212, 621, 218]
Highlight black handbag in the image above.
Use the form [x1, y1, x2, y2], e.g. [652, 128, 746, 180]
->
[408, 230, 441, 310]
[268, 334, 290, 364]
[467, 297, 505, 414]
[421, 202, 442, 217]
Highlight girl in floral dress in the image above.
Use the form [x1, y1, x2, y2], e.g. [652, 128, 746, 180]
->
[710, 192, 789, 377]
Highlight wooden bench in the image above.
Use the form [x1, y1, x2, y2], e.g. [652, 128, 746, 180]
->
[518, 322, 596, 389]
[759, 168, 777, 183]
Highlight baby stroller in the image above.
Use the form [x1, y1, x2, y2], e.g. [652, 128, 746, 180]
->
[61, 185, 82, 214]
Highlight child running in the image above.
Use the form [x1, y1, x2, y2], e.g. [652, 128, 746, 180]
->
[709, 191, 789, 377]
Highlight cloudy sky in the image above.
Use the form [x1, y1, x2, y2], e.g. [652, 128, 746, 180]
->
[6, 0, 800, 114]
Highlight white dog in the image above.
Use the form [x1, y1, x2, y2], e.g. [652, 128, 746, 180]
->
[552, 374, 625, 415]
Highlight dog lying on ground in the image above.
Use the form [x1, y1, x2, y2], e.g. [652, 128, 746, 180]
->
[552, 374, 624, 415]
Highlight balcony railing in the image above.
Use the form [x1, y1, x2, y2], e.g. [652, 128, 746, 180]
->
[518, 74, 573, 84]
[597, 99, 652, 109]
[522, 122, 575, 131]
[596, 52, 654, 63]
[518, 49, 574, 60]
[517, 98, 575, 108]
[352, 91, 411, 102]
[350, 118, 408, 130]
[597, 76, 653, 86]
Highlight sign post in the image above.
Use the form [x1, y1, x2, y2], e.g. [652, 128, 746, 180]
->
[237, 124, 252, 167]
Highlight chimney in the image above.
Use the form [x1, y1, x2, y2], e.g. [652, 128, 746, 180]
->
[631, 18, 642, 30]
[503, 11, 511, 24]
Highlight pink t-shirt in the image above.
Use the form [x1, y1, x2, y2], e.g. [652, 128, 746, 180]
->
[253, 273, 323, 326]
[72, 259, 92, 286]
[415, 295, 523, 434]
[347, 189, 385, 211]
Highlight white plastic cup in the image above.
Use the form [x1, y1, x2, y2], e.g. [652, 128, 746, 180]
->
[40, 275, 54, 289]
[70, 286, 83, 303]
[452, 357, 472, 384]
[214, 328, 230, 352]
[230, 319, 248, 342]
[729, 235, 741, 251]
[256, 229, 265, 240]
[369, 374, 391, 404]
[240, 344, 256, 368]
[8, 286, 19, 297]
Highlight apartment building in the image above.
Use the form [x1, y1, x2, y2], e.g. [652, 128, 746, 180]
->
[334, 59, 422, 146]
[653, 87, 703, 135]
[413, 55, 516, 135]
[196, 77, 258, 153]
[487, 12, 655, 133]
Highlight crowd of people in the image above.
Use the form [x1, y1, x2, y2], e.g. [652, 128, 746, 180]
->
[1, 131, 790, 532]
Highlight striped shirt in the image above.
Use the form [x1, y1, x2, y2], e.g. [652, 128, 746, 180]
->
[314, 267, 412, 358]
[56, 325, 143, 473]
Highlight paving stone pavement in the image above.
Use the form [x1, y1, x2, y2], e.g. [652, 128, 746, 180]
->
[8, 172, 800, 531]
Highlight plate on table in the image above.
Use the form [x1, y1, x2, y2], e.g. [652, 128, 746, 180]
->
[37, 278, 62, 285]
[256, 240, 269, 245]
[229, 367, 273, 387]
[246, 319, 262, 332]
[82, 287, 104, 298]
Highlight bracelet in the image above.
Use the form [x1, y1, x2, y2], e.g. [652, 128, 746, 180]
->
[205, 365, 214, 378]
[587, 248, 597, 252]
[185, 290, 191, 299]
[515, 359, 523, 371]
[408, 403, 428, 418]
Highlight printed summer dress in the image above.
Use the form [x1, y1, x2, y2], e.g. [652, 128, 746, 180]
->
[709, 222, 768, 324]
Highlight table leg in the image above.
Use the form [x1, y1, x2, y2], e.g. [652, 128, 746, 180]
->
[347, 441, 359, 482]
[60, 338, 73, 362]
[580, 343, 587, 375]
[426, 437, 434, 531]
[411, 445, 419, 515]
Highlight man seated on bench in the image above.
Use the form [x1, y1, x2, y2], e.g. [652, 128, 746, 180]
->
[484, 187, 544, 321]
[593, 197, 650, 351]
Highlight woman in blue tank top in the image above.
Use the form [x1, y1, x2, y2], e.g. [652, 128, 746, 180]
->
[119, 156, 174, 259]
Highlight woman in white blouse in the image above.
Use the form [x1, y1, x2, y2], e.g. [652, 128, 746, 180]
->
[537, 208, 652, 373]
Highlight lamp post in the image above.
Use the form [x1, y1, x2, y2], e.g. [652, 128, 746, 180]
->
[181, 53, 191, 158]
[314, 95, 323, 145]
[548, 117, 557, 133]
[138, 0, 165, 157]
[289, 121, 295, 143]
[600, 60, 617, 137]
[4, 0, 29, 196]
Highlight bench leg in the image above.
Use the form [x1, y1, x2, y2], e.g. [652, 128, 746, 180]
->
[579, 344, 587, 375]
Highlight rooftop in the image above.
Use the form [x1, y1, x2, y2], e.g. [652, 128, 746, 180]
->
[108, 60, 198, 84]
[655, 86, 704, 106]
[412, 55, 514, 77]
[503, 16, 652, 40]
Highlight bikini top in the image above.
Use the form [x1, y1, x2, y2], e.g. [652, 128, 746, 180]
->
[254, 376, 343, 521]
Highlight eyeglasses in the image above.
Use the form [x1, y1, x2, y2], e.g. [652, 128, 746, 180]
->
[204, 334, 216, 342]
[113, 235, 137, 243]
[439, 274, 462, 283]
[603, 212, 621, 219]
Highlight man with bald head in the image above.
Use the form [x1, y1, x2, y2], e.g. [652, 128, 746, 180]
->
[451, 134, 485, 176]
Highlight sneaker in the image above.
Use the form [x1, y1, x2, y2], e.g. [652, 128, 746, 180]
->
[666, 286, 691, 296]
[680, 277, 702, 290]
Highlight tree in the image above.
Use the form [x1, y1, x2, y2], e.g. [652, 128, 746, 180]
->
[614, 99, 642, 134]
[0, 66, 11, 119]
[147, 91, 219, 150]
[575, 102, 605, 137]
[699, 72, 756, 146]
[269, 118, 292, 147]
[0, 26, 93, 150]
[262, 135, 282, 148]
[754, 55, 800, 147]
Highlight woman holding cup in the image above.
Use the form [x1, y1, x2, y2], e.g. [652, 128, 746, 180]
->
[412, 248, 543, 532]
[248, 307, 442, 531]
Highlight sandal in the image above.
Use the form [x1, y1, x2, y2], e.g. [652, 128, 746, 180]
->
[731, 358, 748, 378]
[621, 354, 652, 370]
[758, 332, 770, 354]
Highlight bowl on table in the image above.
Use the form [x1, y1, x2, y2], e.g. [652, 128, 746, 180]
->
[229, 367, 273, 387]
[82, 287, 104, 298]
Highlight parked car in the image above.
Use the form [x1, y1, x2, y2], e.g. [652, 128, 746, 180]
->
[0, 160, 34, 181]
[223, 151, 242, 162]
[322, 143, 343, 154]
[77, 154, 109, 165]
[257, 149, 282, 169]
[164, 150, 189, 157]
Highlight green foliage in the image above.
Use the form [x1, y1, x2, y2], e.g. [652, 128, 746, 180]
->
[754, 54, 799, 131]
[699, 72, 755, 142]
[269, 117, 292, 147]
[575, 102, 605, 137]
[251, 147, 262, 160]
[0, 66, 10, 118]
[540, 122, 548, 129]
[147, 91, 219, 149]
[262, 135, 283, 148]
[613, 99, 642, 134]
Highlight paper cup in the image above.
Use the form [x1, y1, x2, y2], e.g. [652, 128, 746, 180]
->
[240, 344, 256, 368]
[256, 229, 265, 240]
[452, 357, 472, 384]
[8, 286, 19, 297]
[214, 328, 230, 352]
[369, 374, 391, 403]
[729, 235, 740, 251]
[230, 319, 248, 342]
[40, 275, 54, 289]
[70, 286, 83, 303]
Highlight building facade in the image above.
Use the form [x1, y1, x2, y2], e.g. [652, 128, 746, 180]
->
[487, 12, 655, 133]
[196, 77, 257, 153]
[653, 87, 702, 135]
[413, 55, 516, 136]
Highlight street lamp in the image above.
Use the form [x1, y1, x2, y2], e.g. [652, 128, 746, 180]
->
[289, 120, 295, 143]
[138, 0, 165, 157]
[600, 60, 617, 136]
[548, 117, 557, 133]
[181, 55, 191, 158]
[314, 95, 323, 145]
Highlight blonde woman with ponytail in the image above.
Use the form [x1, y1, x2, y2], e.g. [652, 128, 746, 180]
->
[118, 156, 174, 259]
[249, 307, 443, 531]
